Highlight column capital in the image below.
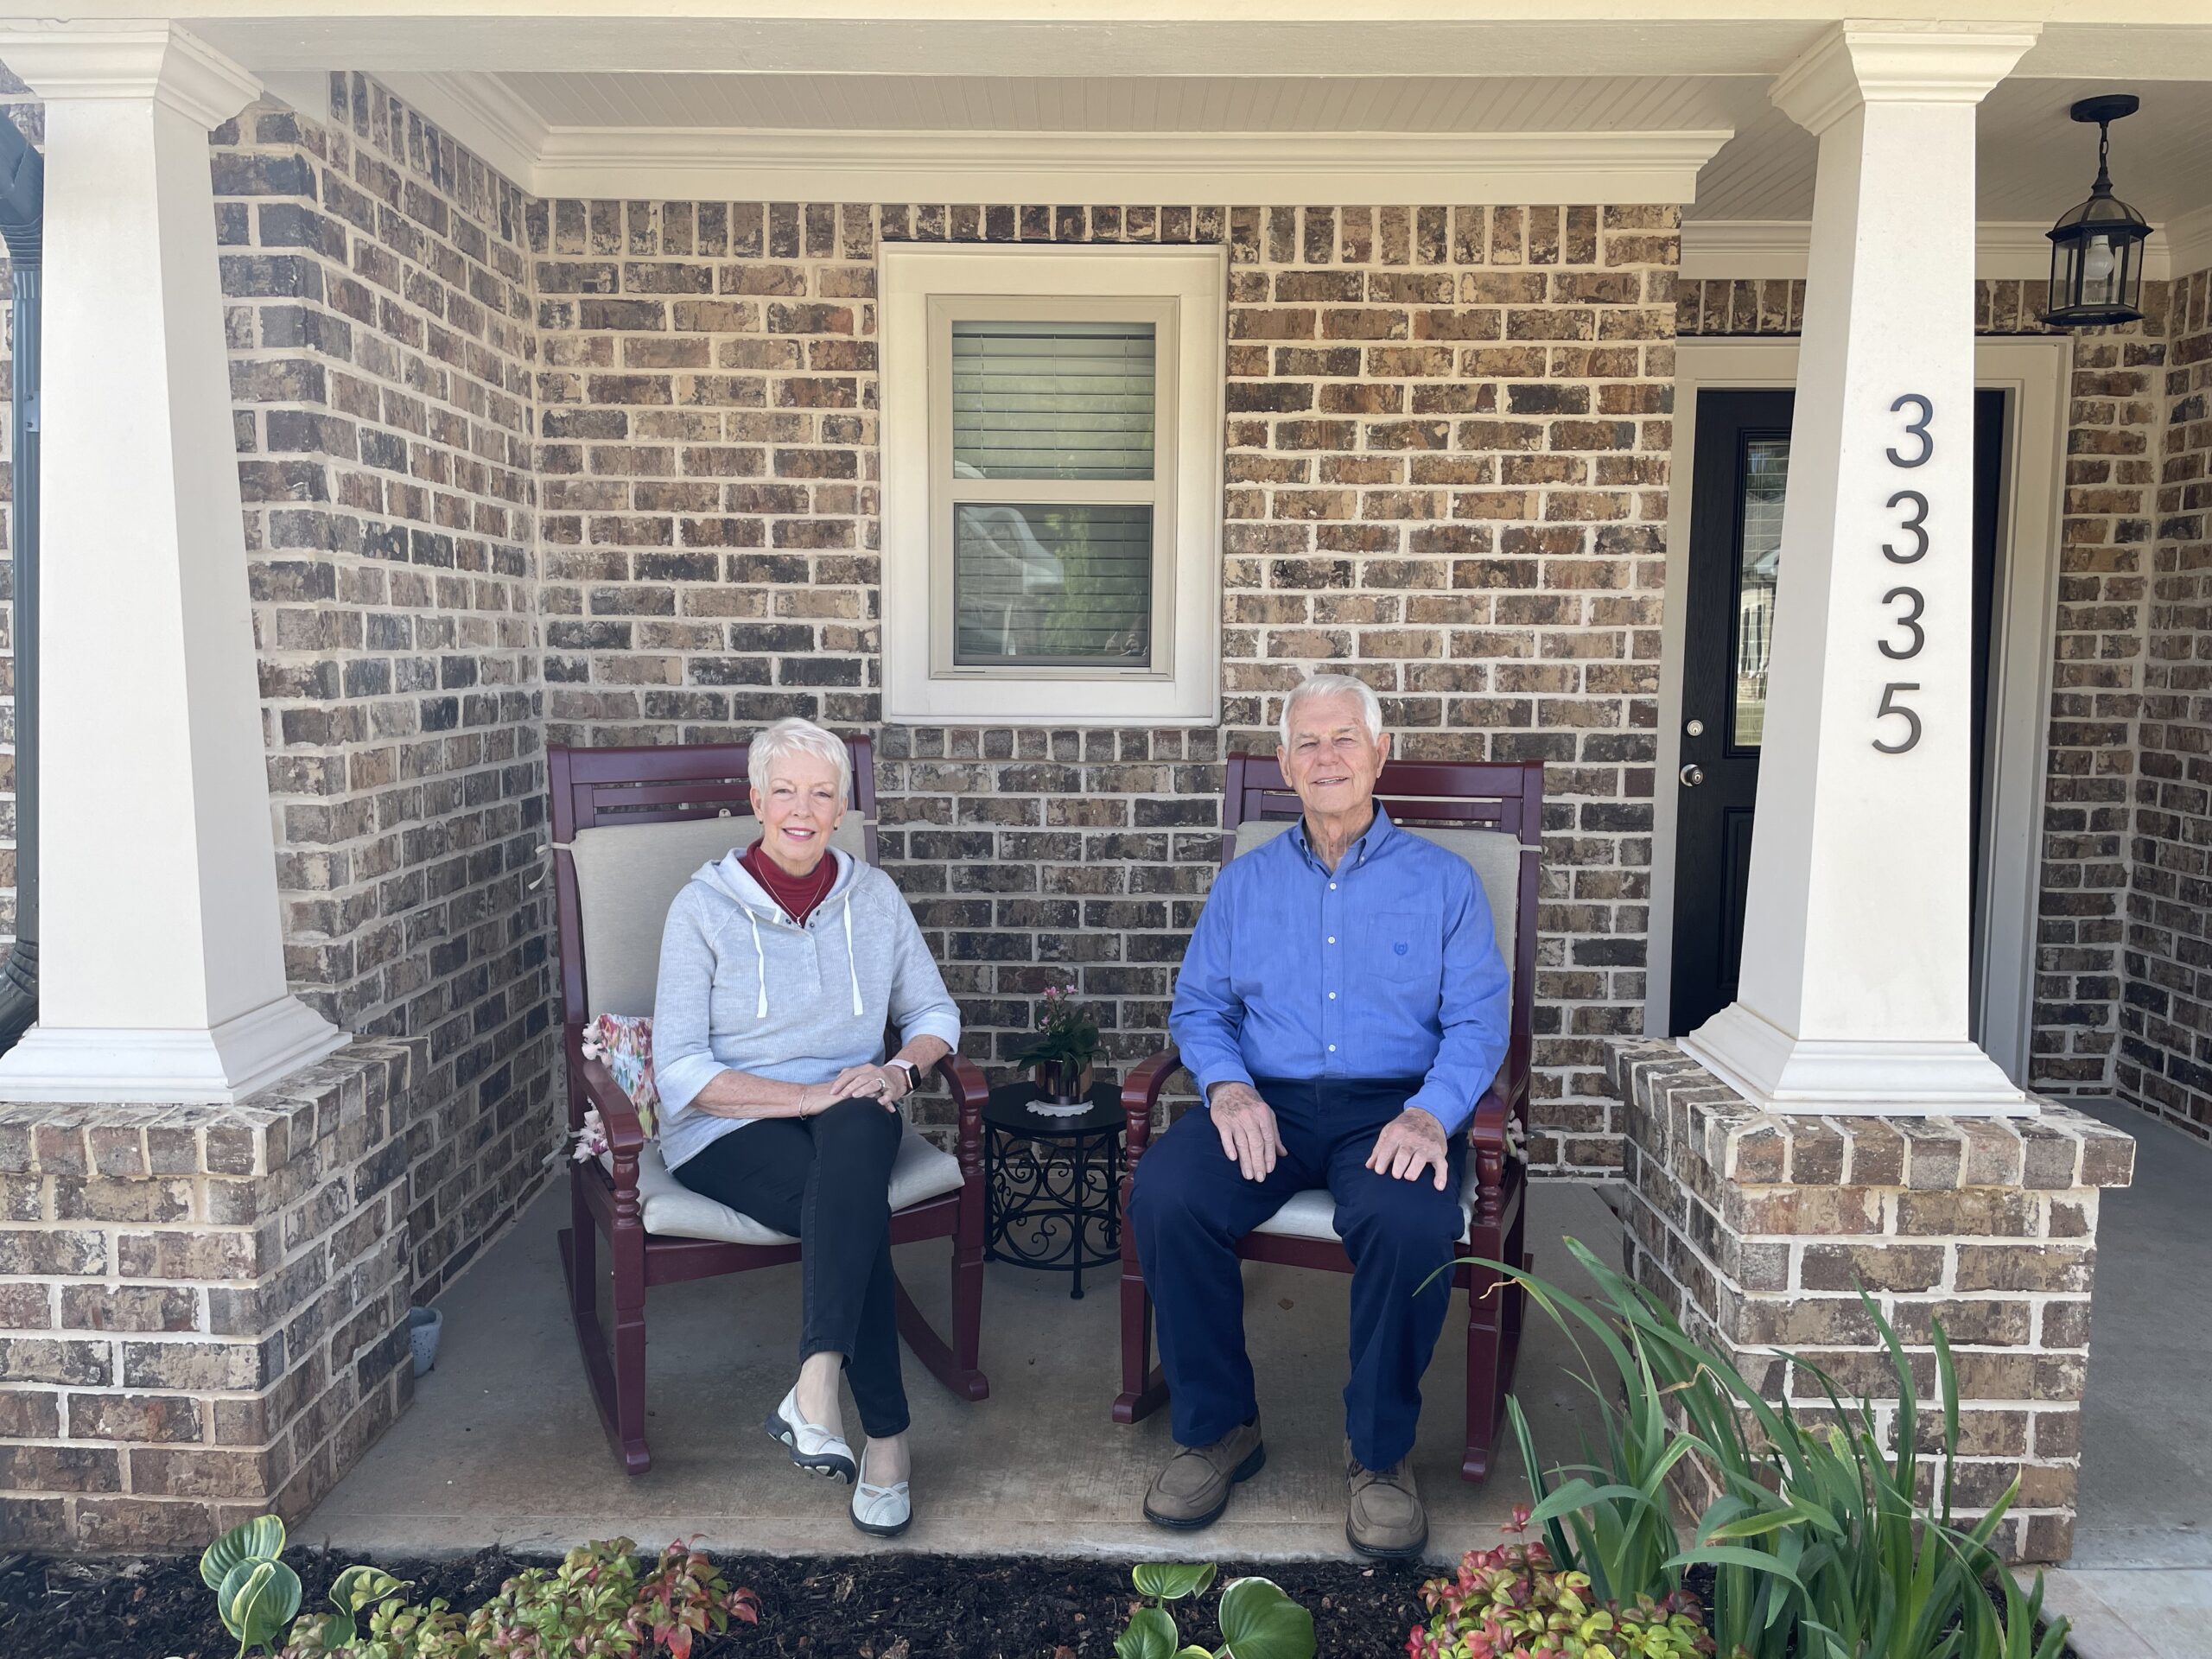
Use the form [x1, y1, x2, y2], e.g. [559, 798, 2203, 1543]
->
[0, 20, 260, 130]
[1770, 22, 2040, 136]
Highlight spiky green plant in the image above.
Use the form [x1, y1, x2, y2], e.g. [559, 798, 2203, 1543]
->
[1447, 1239, 2070, 1659]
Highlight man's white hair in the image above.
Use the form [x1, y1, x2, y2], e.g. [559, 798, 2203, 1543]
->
[748, 715, 852, 803]
[1278, 672, 1384, 749]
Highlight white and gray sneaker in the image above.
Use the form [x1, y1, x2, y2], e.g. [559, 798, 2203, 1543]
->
[763, 1387, 856, 1484]
[849, 1441, 912, 1537]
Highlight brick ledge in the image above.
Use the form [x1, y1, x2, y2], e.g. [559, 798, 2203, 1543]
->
[1605, 1038, 2134, 1192]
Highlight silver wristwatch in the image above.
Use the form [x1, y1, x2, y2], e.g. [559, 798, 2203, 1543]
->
[885, 1058, 918, 1092]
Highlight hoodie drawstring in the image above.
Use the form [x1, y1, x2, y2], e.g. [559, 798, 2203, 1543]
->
[720, 851, 861, 1022]
[747, 910, 769, 1020]
[842, 896, 862, 1017]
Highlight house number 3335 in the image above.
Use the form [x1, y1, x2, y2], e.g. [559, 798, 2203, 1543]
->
[1872, 392, 1932, 753]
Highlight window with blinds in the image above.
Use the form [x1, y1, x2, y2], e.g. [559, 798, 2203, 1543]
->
[935, 312, 1172, 672]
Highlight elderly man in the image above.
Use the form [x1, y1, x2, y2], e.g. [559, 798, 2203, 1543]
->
[1128, 673, 1511, 1558]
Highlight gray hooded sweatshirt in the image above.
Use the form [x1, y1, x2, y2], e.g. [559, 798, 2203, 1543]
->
[652, 847, 962, 1173]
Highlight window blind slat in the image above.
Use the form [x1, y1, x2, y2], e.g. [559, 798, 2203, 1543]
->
[951, 320, 1156, 481]
[953, 502, 1153, 668]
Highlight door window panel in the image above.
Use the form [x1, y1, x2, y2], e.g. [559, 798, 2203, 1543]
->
[1732, 437, 1789, 749]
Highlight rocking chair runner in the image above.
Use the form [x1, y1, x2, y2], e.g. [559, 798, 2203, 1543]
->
[550, 739, 990, 1476]
[1113, 753, 1541, 1482]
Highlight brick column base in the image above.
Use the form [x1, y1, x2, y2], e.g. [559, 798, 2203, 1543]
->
[1605, 1039, 2134, 1564]
[1, 1043, 420, 1551]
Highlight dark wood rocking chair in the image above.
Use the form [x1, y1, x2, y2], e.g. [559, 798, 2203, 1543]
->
[550, 739, 990, 1475]
[1112, 753, 1541, 1482]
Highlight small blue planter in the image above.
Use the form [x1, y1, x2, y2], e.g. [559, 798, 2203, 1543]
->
[408, 1306, 443, 1376]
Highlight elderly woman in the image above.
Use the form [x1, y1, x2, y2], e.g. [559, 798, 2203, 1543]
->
[652, 716, 960, 1537]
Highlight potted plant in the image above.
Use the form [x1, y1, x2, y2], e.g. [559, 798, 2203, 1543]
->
[1013, 976, 1103, 1106]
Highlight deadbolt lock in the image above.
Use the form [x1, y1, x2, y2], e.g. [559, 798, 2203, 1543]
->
[1685, 718, 1706, 738]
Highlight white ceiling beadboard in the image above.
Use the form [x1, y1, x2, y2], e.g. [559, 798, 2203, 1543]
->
[1693, 75, 2212, 223]
[332, 52, 2212, 228]
[493, 72, 1772, 136]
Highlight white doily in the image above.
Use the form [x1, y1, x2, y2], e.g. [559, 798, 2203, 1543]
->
[1023, 1096, 1094, 1118]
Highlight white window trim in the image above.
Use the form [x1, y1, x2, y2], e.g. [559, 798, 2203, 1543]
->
[881, 243, 1224, 726]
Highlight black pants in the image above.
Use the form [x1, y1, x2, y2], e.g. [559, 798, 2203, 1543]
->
[672, 1098, 910, 1439]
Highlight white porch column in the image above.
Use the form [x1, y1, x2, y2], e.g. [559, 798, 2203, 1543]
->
[1681, 23, 2039, 1115]
[0, 22, 344, 1103]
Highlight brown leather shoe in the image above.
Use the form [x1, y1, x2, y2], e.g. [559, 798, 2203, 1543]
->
[1142, 1419, 1266, 1530]
[1345, 1443, 1428, 1559]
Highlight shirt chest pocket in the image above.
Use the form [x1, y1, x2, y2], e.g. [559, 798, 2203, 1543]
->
[1363, 909, 1440, 981]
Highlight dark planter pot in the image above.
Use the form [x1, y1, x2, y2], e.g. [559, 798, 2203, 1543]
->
[1031, 1061, 1095, 1104]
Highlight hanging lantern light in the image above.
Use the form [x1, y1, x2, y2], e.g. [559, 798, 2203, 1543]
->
[2044, 94, 2152, 328]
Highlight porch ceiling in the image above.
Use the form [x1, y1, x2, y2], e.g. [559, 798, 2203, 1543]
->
[1698, 73, 2212, 223]
[18, 7, 2212, 255]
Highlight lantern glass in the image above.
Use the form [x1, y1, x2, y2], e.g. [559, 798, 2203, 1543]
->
[2044, 99, 2152, 329]
[2045, 206, 2149, 327]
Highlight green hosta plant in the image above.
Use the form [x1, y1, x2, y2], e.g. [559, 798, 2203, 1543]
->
[1113, 1562, 1316, 1659]
[200, 1516, 305, 1658]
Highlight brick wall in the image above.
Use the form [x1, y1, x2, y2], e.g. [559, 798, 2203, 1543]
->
[528, 197, 1677, 1175]
[217, 76, 559, 1295]
[0, 1045, 419, 1551]
[0, 68, 563, 1552]
[2119, 263, 2212, 1139]
[1677, 276, 2171, 1098]
[1610, 1038, 2133, 1564]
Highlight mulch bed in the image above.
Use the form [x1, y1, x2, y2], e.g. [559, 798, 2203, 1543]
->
[0, 1547, 1440, 1659]
[0, 1546, 2080, 1659]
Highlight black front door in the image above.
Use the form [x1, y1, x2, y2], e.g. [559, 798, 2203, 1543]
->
[1668, 387, 2005, 1037]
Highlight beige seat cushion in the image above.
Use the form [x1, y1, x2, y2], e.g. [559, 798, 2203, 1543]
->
[604, 1128, 963, 1246]
[1250, 1162, 1486, 1247]
[1230, 816, 1522, 1249]
[566, 810, 870, 1017]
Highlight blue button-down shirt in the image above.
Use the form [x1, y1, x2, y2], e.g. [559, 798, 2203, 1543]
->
[1168, 807, 1511, 1135]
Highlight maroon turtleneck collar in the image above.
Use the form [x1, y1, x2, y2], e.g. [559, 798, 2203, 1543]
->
[740, 840, 837, 926]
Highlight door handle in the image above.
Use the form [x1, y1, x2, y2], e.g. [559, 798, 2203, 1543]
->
[1680, 764, 1705, 787]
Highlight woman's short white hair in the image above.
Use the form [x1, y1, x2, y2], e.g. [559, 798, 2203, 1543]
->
[1279, 672, 1384, 748]
[748, 716, 852, 803]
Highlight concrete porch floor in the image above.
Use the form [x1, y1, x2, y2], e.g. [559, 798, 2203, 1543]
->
[2037, 1099, 2212, 1659]
[298, 1177, 1627, 1562]
[295, 1116, 2212, 1652]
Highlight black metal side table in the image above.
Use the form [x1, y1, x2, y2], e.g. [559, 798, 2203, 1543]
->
[981, 1080, 1125, 1300]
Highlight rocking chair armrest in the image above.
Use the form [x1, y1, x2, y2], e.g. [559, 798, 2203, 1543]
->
[1465, 1065, 1529, 1153]
[1121, 1046, 1183, 1157]
[1465, 1066, 1527, 1224]
[932, 1052, 991, 1139]
[577, 1057, 650, 1157]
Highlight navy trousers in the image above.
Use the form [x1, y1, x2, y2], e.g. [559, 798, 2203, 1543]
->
[1127, 1077, 1466, 1470]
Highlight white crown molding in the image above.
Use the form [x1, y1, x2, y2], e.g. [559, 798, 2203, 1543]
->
[0, 21, 260, 130]
[374, 73, 1730, 203]
[522, 124, 1733, 205]
[255, 68, 335, 126]
[2168, 204, 2212, 281]
[1681, 218, 2174, 284]
[1770, 23, 2042, 136]
[380, 69, 550, 197]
